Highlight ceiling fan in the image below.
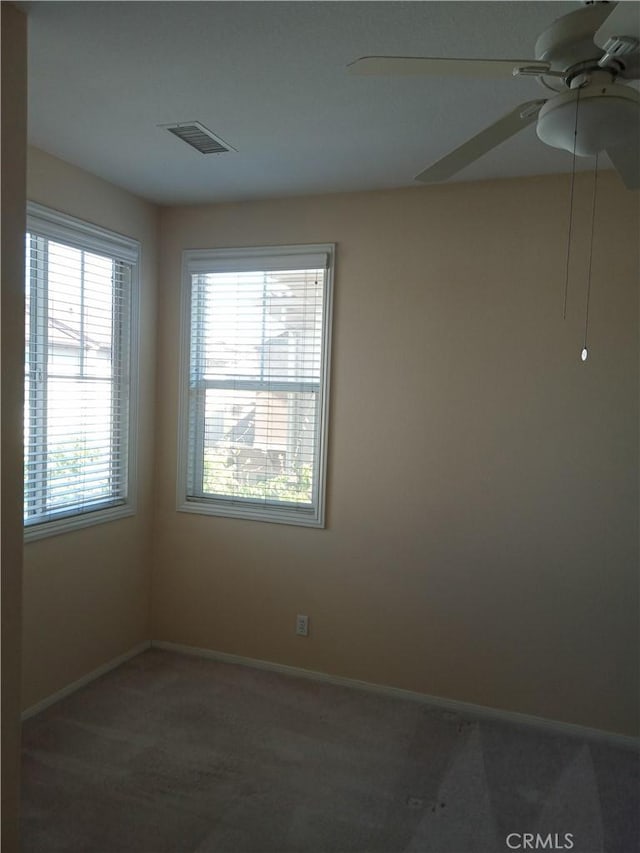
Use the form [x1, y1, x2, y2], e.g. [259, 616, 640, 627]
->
[348, 1, 640, 189]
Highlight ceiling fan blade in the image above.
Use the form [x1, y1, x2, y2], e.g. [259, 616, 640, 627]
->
[415, 100, 546, 184]
[594, 2, 640, 47]
[347, 56, 550, 79]
[606, 143, 640, 190]
[594, 2, 640, 78]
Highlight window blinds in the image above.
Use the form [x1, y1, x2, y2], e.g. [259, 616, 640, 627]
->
[183, 246, 333, 526]
[24, 209, 136, 529]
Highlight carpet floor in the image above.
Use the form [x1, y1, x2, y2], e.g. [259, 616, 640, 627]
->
[21, 649, 638, 853]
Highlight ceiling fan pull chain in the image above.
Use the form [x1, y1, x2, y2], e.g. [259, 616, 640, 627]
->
[581, 153, 599, 363]
[562, 86, 582, 321]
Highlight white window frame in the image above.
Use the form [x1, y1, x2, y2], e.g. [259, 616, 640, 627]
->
[177, 244, 334, 527]
[24, 202, 140, 542]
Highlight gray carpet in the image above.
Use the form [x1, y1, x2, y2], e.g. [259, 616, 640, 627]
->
[21, 649, 638, 853]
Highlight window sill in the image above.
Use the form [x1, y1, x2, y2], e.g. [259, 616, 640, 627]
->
[177, 497, 325, 528]
[24, 502, 136, 543]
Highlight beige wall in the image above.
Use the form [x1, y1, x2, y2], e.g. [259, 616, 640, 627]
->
[13, 150, 639, 738]
[21, 148, 158, 709]
[153, 172, 639, 736]
[1, 4, 27, 847]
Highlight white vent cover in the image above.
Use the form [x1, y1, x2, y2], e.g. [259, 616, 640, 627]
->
[161, 121, 235, 154]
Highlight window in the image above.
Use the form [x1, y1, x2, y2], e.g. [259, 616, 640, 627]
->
[178, 244, 334, 527]
[24, 203, 139, 540]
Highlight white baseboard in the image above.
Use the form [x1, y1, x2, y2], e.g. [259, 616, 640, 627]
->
[21, 641, 151, 721]
[152, 639, 639, 751]
[21, 637, 639, 750]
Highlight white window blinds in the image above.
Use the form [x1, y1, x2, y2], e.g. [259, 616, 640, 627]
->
[179, 245, 334, 527]
[24, 204, 138, 536]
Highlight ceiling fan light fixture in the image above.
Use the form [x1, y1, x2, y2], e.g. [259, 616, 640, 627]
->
[536, 85, 639, 156]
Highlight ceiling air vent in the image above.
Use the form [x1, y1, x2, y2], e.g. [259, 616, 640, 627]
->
[161, 121, 235, 155]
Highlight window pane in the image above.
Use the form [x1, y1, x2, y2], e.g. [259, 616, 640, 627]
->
[196, 269, 324, 384]
[201, 388, 316, 505]
[45, 378, 114, 511]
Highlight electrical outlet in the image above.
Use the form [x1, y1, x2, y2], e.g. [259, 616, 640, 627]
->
[296, 614, 309, 637]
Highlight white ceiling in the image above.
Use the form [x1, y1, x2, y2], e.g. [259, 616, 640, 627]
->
[25, 0, 619, 204]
